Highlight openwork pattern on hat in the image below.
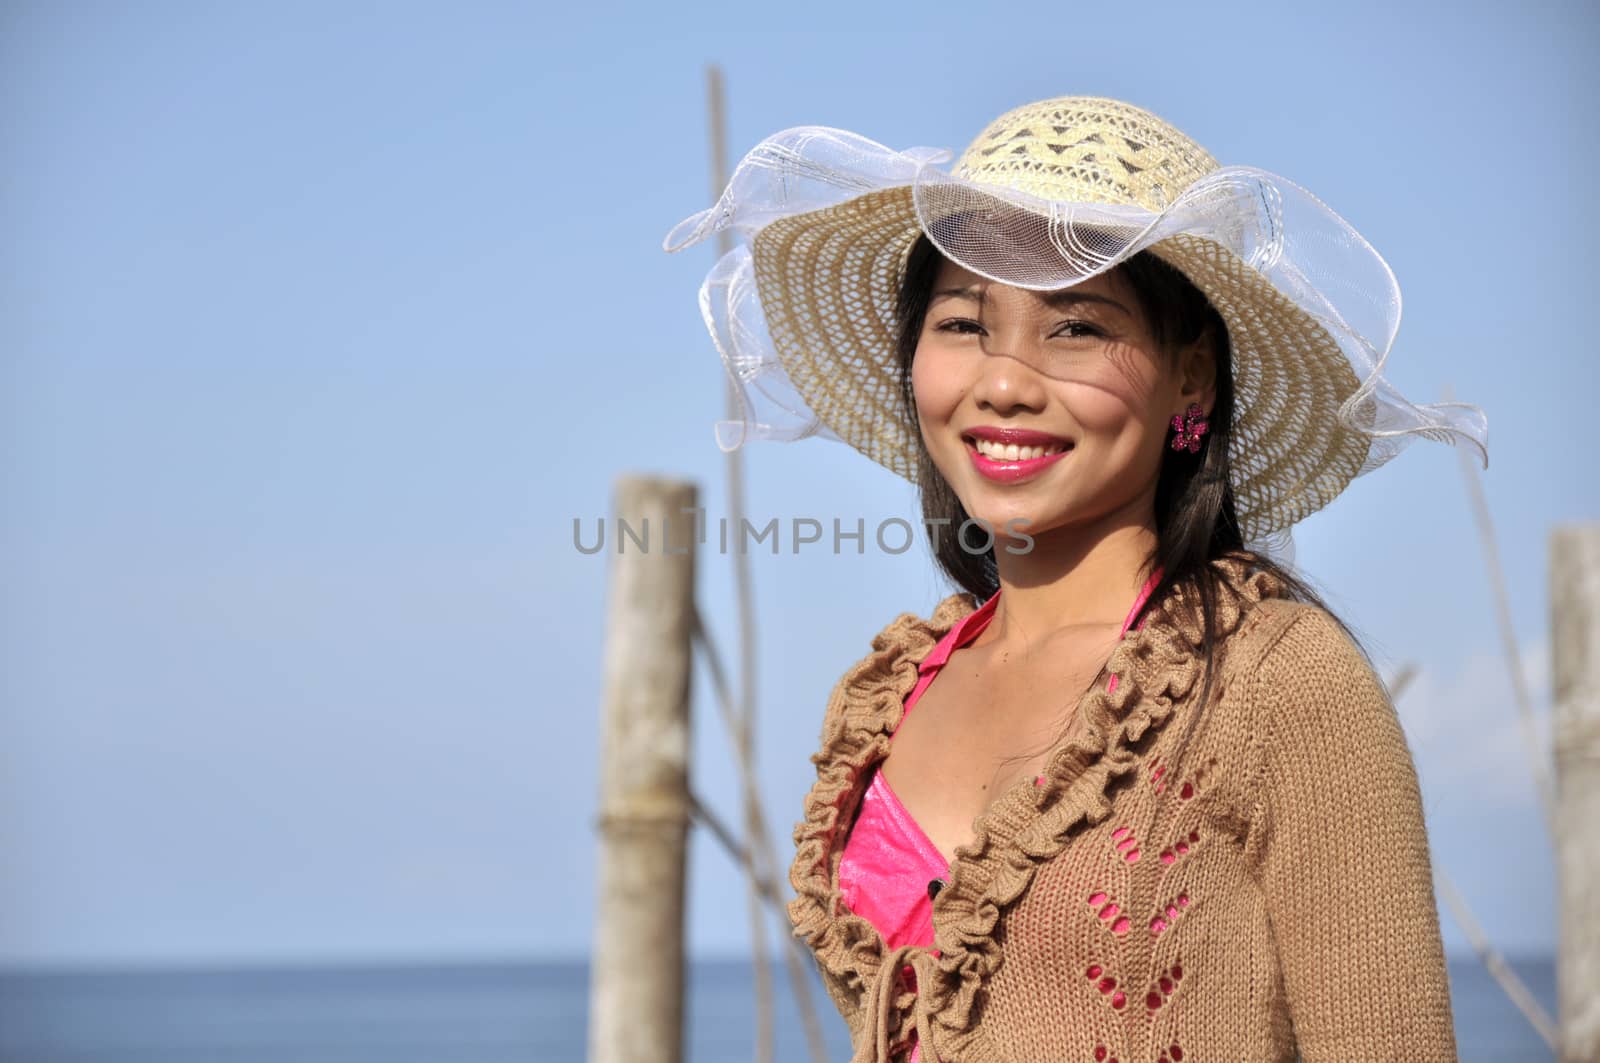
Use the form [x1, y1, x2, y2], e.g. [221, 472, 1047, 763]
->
[664, 96, 1488, 542]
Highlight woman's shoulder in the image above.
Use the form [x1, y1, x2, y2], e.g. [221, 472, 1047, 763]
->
[885, 590, 980, 644]
[839, 591, 978, 669]
[1215, 582, 1369, 681]
[1195, 556, 1384, 714]
[1215, 587, 1397, 757]
[812, 591, 980, 735]
[1222, 593, 1332, 661]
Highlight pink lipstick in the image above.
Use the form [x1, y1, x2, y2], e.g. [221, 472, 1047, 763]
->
[962, 426, 1074, 484]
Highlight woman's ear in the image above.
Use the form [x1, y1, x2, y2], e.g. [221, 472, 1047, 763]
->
[1177, 326, 1219, 415]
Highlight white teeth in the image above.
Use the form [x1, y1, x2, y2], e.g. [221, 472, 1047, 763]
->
[972, 438, 1066, 461]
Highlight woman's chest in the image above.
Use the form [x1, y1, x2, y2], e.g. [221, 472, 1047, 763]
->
[972, 739, 1273, 1063]
[880, 654, 1113, 862]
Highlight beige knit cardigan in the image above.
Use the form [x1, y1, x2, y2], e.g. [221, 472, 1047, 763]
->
[786, 557, 1458, 1062]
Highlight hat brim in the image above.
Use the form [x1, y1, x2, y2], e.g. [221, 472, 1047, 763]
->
[666, 124, 1488, 541]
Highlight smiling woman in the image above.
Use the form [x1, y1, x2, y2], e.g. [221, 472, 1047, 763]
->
[897, 239, 1234, 604]
[663, 95, 1489, 1063]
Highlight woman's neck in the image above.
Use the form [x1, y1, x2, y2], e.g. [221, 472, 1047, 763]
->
[983, 510, 1160, 648]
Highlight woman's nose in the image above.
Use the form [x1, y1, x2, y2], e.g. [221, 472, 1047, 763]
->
[971, 341, 1048, 414]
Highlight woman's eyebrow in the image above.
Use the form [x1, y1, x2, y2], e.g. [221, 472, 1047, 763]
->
[931, 283, 1130, 317]
[930, 284, 985, 304]
[1039, 288, 1131, 316]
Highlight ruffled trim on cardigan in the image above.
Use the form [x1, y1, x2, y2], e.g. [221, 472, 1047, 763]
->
[786, 555, 1289, 1063]
[785, 592, 978, 1033]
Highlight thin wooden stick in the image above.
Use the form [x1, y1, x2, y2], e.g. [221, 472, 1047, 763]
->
[687, 790, 786, 913]
[704, 63, 776, 1063]
[1446, 384, 1557, 838]
[691, 605, 830, 1062]
[1434, 870, 1559, 1050]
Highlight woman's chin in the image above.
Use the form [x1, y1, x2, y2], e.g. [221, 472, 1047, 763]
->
[961, 505, 1065, 542]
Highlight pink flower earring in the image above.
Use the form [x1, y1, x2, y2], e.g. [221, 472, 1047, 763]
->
[1169, 403, 1210, 453]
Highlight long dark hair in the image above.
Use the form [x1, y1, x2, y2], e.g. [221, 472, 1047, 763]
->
[893, 231, 1369, 762]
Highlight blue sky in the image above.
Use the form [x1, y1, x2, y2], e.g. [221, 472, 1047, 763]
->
[1, 1, 1594, 968]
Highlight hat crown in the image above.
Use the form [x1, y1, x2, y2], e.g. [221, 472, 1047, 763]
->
[954, 96, 1219, 212]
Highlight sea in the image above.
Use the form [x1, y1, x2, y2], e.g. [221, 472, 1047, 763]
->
[0, 956, 1557, 1062]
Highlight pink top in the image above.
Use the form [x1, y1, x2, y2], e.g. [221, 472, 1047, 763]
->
[836, 570, 1164, 1062]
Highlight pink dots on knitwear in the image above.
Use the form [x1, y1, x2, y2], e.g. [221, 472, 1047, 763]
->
[1085, 963, 1127, 1010]
[1148, 756, 1168, 793]
[1110, 824, 1141, 863]
[1159, 828, 1202, 866]
[1152, 752, 1209, 800]
[1174, 757, 1218, 802]
[1145, 961, 1184, 1011]
[1149, 892, 1191, 937]
[1087, 889, 1132, 935]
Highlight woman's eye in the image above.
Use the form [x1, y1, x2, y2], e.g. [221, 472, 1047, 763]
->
[934, 319, 1101, 338]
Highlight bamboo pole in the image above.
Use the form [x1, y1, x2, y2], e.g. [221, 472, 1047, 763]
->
[690, 602, 830, 1062]
[1449, 392, 1557, 838]
[1434, 870, 1558, 1050]
[1388, 663, 1559, 1047]
[703, 62, 780, 1063]
[1552, 525, 1600, 1063]
[588, 476, 698, 1063]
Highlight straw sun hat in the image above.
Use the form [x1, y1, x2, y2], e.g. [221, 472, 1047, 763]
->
[663, 96, 1487, 545]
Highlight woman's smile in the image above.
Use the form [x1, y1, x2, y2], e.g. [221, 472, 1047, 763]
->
[962, 425, 1075, 483]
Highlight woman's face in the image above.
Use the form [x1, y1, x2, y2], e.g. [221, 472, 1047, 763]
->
[911, 256, 1211, 544]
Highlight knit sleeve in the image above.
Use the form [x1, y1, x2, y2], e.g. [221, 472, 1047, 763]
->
[1243, 607, 1458, 1061]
